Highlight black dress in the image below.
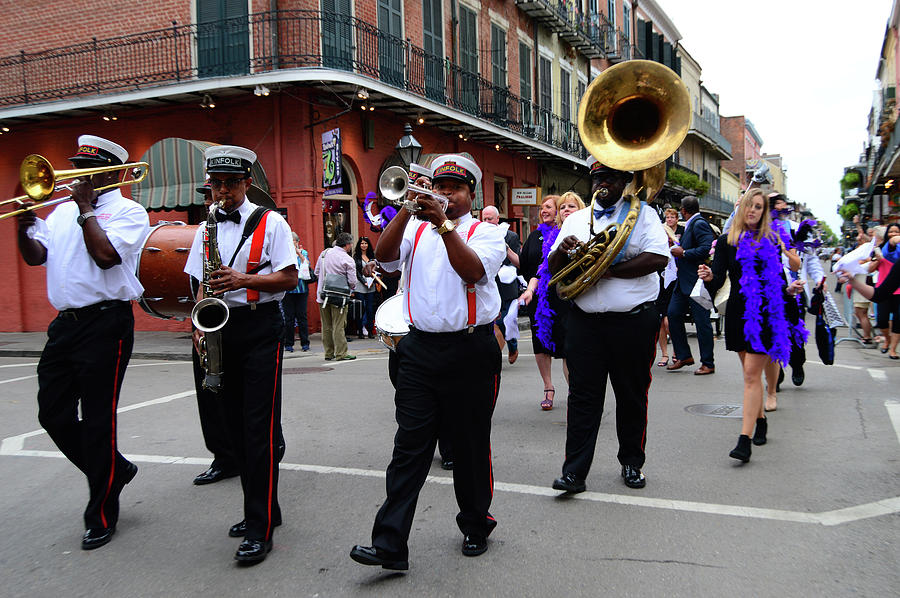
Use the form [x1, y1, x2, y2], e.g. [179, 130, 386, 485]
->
[705, 234, 787, 354]
[520, 227, 568, 358]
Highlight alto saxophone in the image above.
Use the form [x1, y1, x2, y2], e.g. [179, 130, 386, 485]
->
[190, 201, 230, 392]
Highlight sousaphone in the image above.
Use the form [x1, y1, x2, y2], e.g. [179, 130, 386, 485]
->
[550, 60, 692, 300]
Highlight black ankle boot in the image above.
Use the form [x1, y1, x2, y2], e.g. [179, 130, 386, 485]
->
[752, 418, 767, 446]
[729, 434, 752, 462]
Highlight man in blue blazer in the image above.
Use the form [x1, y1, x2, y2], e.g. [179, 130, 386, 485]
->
[667, 196, 716, 375]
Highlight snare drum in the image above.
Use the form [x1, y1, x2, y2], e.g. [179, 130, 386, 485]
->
[136, 221, 198, 320]
[374, 293, 409, 351]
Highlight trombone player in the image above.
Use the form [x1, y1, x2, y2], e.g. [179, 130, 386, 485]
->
[15, 135, 150, 549]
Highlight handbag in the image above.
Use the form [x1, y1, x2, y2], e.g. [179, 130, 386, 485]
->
[689, 277, 713, 310]
[713, 276, 730, 315]
[322, 270, 352, 307]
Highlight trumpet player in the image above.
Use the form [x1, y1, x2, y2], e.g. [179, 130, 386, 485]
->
[548, 158, 669, 493]
[351, 154, 506, 570]
[16, 135, 150, 550]
[183, 145, 296, 564]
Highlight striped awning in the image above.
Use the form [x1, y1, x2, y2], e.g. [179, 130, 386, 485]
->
[132, 138, 269, 210]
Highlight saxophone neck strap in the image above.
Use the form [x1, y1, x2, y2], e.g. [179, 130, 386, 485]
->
[227, 207, 271, 268]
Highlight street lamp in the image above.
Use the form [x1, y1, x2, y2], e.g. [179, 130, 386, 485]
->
[395, 123, 422, 168]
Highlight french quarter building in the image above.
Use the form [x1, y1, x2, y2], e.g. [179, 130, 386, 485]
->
[0, 0, 730, 332]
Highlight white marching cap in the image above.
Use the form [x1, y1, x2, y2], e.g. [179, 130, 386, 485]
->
[204, 145, 257, 175]
[70, 135, 129, 165]
[430, 154, 482, 189]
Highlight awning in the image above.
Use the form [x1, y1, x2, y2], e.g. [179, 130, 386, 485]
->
[132, 138, 270, 210]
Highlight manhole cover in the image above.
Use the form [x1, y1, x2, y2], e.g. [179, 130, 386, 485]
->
[282, 367, 333, 375]
[685, 404, 744, 418]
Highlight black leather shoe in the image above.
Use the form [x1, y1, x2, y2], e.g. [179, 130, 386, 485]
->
[234, 538, 273, 563]
[441, 459, 454, 470]
[349, 545, 409, 570]
[752, 417, 768, 446]
[552, 472, 586, 494]
[81, 527, 115, 550]
[729, 434, 752, 463]
[461, 535, 488, 557]
[193, 466, 239, 486]
[791, 364, 804, 386]
[229, 519, 282, 538]
[621, 465, 646, 489]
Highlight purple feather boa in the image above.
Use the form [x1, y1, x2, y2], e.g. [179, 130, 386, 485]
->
[736, 231, 806, 366]
[534, 223, 561, 351]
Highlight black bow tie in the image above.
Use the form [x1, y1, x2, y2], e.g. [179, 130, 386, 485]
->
[216, 209, 241, 224]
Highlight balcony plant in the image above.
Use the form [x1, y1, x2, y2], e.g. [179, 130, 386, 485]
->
[840, 171, 861, 195]
[666, 168, 710, 196]
[838, 202, 859, 222]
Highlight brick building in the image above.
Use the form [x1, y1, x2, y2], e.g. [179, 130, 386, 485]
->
[0, 0, 686, 332]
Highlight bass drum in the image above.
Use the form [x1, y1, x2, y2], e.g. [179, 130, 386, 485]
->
[136, 221, 198, 320]
[374, 293, 409, 351]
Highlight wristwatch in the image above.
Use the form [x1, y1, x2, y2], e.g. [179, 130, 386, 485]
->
[76, 211, 96, 227]
[436, 219, 456, 235]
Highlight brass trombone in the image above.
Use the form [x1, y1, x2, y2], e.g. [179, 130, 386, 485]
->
[0, 154, 149, 220]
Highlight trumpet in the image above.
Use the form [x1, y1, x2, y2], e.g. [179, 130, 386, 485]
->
[1, 154, 149, 220]
[378, 165, 447, 213]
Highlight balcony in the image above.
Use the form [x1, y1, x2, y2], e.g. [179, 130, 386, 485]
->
[0, 10, 585, 160]
[514, 0, 607, 59]
[687, 113, 732, 160]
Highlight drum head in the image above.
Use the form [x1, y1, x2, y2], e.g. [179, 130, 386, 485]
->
[374, 293, 409, 350]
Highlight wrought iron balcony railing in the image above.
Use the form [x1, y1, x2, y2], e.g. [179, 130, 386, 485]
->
[689, 112, 732, 157]
[0, 9, 586, 159]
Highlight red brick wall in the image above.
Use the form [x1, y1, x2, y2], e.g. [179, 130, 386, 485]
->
[0, 1, 189, 54]
[720, 115, 746, 187]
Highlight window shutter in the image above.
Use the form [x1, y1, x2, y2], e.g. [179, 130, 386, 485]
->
[636, 19, 646, 56]
[663, 42, 672, 69]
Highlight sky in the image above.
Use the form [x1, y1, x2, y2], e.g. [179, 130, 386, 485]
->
[659, 0, 890, 232]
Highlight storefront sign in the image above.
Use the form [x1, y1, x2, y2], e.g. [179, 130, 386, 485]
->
[511, 187, 540, 205]
[322, 128, 342, 189]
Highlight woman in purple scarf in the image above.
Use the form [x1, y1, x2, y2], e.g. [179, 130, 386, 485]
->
[518, 192, 584, 410]
[699, 189, 803, 463]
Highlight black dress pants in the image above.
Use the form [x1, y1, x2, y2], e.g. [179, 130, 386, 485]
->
[219, 302, 284, 542]
[36, 302, 135, 530]
[372, 325, 501, 559]
[191, 346, 235, 471]
[563, 305, 658, 479]
[281, 292, 310, 348]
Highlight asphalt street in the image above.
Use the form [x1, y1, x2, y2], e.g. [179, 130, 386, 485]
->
[0, 318, 898, 597]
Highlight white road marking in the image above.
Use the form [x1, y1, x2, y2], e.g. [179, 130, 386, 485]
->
[886, 400, 900, 447]
[3, 390, 900, 528]
[0, 375, 37, 385]
[806, 360, 863, 371]
[868, 369, 888, 381]
[0, 362, 39, 369]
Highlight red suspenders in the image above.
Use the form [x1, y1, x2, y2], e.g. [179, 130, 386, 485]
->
[245, 211, 271, 303]
[406, 220, 482, 329]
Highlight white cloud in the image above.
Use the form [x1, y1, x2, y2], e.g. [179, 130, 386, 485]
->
[660, 0, 888, 231]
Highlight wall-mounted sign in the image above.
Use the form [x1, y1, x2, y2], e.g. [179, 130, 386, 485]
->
[511, 187, 541, 205]
[322, 128, 342, 189]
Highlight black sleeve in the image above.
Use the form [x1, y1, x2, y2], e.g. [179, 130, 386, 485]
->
[872, 259, 900, 302]
[519, 233, 539, 280]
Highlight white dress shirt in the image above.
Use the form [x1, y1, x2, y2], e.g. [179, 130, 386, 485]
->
[552, 200, 669, 313]
[184, 199, 296, 307]
[380, 213, 506, 332]
[28, 189, 149, 310]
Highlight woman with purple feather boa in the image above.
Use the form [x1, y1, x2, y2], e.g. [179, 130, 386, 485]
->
[698, 189, 804, 463]
[517, 193, 584, 410]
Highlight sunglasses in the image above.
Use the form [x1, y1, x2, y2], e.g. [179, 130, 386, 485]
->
[208, 176, 248, 190]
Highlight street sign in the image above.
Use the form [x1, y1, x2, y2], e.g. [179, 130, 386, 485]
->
[511, 187, 540, 205]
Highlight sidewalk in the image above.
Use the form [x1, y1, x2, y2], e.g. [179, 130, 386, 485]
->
[0, 331, 194, 360]
[0, 316, 532, 361]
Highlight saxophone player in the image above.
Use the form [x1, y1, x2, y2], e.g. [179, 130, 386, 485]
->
[547, 157, 669, 493]
[184, 145, 297, 564]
